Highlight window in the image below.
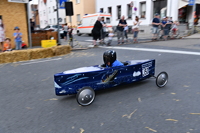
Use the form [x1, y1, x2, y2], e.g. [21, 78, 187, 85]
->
[43, 10, 45, 16]
[108, 7, 112, 15]
[53, 6, 55, 12]
[64, 18, 66, 23]
[54, 18, 56, 24]
[76, 0, 80, 4]
[100, 8, 104, 13]
[77, 14, 80, 22]
[49, 19, 51, 24]
[69, 16, 72, 23]
[140, 2, 146, 18]
[127, 4, 132, 19]
[106, 17, 110, 23]
[49, 7, 51, 13]
[117, 6, 121, 19]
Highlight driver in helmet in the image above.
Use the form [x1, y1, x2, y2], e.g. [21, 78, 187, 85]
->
[103, 50, 124, 67]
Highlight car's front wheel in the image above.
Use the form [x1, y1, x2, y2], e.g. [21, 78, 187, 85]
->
[76, 87, 95, 106]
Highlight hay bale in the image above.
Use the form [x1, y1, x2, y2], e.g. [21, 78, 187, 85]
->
[1, 51, 15, 63]
[0, 52, 6, 64]
[29, 48, 54, 60]
[52, 45, 71, 56]
[11, 50, 30, 62]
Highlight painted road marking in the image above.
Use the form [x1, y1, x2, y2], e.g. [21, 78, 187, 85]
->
[20, 58, 62, 65]
[100, 46, 200, 56]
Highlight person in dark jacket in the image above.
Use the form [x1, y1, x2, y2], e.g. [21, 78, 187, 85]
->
[92, 17, 102, 46]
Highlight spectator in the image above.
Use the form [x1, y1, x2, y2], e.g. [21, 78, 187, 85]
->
[124, 25, 128, 43]
[0, 18, 5, 52]
[13, 26, 22, 50]
[100, 17, 107, 44]
[152, 13, 161, 40]
[107, 30, 114, 46]
[68, 26, 73, 42]
[132, 16, 142, 43]
[171, 20, 179, 38]
[30, 19, 35, 33]
[161, 17, 171, 40]
[92, 17, 102, 46]
[117, 16, 127, 45]
[3, 38, 12, 52]
[63, 23, 68, 41]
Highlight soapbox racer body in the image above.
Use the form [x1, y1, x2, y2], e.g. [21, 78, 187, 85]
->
[54, 59, 168, 106]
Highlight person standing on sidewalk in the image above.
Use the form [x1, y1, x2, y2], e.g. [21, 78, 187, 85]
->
[132, 16, 141, 43]
[63, 23, 68, 41]
[124, 25, 128, 43]
[0, 19, 5, 52]
[107, 30, 114, 46]
[13, 26, 22, 50]
[152, 13, 161, 40]
[92, 17, 102, 46]
[117, 16, 127, 45]
[161, 17, 171, 41]
[100, 17, 107, 44]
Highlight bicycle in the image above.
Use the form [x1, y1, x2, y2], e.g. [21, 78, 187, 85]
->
[169, 28, 180, 38]
[157, 28, 180, 40]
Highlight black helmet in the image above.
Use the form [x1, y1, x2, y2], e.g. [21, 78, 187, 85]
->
[103, 50, 116, 66]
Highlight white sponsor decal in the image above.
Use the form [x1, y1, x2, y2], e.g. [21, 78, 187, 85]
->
[133, 71, 141, 77]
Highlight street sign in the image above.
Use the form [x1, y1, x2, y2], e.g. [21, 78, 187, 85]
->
[58, 18, 62, 22]
[8, 0, 29, 3]
[59, 0, 67, 9]
[188, 0, 195, 6]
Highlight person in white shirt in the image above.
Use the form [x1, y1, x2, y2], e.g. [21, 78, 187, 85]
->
[124, 26, 128, 43]
[107, 30, 114, 46]
[132, 16, 141, 43]
[63, 23, 68, 41]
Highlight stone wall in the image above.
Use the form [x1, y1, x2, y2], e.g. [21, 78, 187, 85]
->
[0, 0, 28, 49]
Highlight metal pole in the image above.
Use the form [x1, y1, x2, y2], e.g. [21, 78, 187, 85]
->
[192, 0, 196, 33]
[56, 0, 61, 45]
[27, 2, 32, 48]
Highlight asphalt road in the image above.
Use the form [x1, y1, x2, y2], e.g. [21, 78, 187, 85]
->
[0, 39, 200, 133]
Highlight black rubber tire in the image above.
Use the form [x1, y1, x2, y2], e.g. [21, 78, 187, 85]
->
[156, 71, 168, 88]
[76, 87, 95, 106]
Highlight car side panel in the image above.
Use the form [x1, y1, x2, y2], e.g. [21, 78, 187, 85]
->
[54, 60, 155, 96]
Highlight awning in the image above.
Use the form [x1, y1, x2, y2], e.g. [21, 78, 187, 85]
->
[179, 0, 200, 9]
[179, 0, 188, 9]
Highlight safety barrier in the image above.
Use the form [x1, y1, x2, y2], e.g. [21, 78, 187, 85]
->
[0, 45, 71, 64]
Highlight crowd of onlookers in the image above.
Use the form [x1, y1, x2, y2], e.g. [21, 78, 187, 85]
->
[152, 13, 179, 41]
[91, 13, 180, 46]
[0, 19, 28, 53]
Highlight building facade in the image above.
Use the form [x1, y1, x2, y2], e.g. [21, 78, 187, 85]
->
[66, 0, 96, 26]
[46, 0, 67, 25]
[38, 0, 48, 28]
[0, 0, 29, 47]
[38, 0, 68, 28]
[96, 0, 200, 33]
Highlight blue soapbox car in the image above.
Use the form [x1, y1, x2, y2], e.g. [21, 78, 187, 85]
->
[54, 59, 168, 106]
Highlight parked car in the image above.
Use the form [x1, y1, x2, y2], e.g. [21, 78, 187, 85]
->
[43, 25, 64, 39]
[77, 13, 112, 36]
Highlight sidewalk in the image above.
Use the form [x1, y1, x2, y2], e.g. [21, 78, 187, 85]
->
[61, 29, 189, 49]
[183, 33, 200, 39]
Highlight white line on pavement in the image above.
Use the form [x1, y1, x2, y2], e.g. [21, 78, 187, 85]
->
[100, 46, 200, 56]
[20, 58, 62, 65]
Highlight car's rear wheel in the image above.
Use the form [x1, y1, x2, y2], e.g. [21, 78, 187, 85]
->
[156, 72, 168, 88]
[77, 30, 82, 36]
[76, 87, 95, 106]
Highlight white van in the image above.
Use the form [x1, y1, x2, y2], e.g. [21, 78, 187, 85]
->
[77, 13, 112, 36]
